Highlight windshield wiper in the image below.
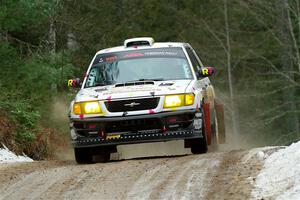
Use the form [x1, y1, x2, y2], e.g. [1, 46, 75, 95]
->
[126, 78, 164, 83]
[94, 83, 106, 86]
[139, 78, 164, 81]
[85, 83, 106, 88]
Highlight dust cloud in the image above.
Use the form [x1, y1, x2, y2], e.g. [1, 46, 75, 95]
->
[49, 96, 74, 161]
[51, 96, 70, 125]
[214, 88, 266, 152]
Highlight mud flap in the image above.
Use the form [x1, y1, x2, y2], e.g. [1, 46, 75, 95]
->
[215, 101, 226, 144]
[203, 102, 212, 145]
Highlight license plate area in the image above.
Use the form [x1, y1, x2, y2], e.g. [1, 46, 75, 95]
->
[106, 134, 121, 140]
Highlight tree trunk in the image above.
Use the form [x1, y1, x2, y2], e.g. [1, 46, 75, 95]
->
[224, 0, 240, 138]
[49, 17, 56, 53]
[67, 33, 78, 50]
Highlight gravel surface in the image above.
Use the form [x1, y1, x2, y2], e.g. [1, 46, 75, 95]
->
[0, 147, 265, 200]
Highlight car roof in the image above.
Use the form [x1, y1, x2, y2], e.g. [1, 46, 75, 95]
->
[96, 42, 189, 55]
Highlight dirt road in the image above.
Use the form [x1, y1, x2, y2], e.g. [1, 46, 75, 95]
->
[0, 142, 268, 200]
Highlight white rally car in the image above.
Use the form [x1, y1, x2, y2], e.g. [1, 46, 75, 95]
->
[69, 37, 225, 163]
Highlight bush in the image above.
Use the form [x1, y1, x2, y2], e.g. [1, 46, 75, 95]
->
[0, 43, 76, 159]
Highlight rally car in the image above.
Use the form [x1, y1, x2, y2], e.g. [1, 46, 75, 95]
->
[68, 37, 225, 163]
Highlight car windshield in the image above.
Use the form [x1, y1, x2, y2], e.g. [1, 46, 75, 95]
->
[84, 47, 193, 88]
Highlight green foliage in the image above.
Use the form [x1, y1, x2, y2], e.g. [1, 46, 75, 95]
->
[15, 130, 36, 143]
[8, 100, 40, 129]
[0, 91, 39, 144]
[0, 0, 56, 31]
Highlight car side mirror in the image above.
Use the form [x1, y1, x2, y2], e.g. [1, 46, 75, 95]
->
[198, 67, 215, 77]
[68, 78, 82, 88]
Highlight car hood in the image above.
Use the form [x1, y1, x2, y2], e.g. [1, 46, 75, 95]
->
[75, 80, 193, 102]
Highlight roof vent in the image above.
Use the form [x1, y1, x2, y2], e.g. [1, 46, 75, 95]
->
[124, 37, 154, 47]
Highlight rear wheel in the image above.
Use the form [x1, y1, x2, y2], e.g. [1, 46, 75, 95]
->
[74, 148, 93, 164]
[215, 101, 226, 144]
[203, 102, 212, 145]
[211, 111, 219, 146]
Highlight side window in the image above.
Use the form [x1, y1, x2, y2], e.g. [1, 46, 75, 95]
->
[185, 47, 201, 72]
[191, 48, 204, 68]
[86, 67, 98, 87]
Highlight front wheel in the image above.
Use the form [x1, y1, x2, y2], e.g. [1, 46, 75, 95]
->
[188, 106, 208, 154]
[95, 150, 110, 163]
[190, 137, 208, 154]
[74, 148, 93, 164]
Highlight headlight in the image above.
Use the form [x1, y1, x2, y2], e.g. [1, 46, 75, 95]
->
[73, 101, 101, 115]
[163, 94, 195, 108]
[185, 93, 195, 106]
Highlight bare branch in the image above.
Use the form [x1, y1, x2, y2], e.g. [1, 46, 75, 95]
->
[273, 130, 298, 145]
[257, 100, 300, 118]
[285, 0, 300, 73]
[239, 1, 283, 45]
[201, 20, 228, 53]
[264, 110, 300, 125]
[249, 51, 300, 87]
[238, 84, 296, 97]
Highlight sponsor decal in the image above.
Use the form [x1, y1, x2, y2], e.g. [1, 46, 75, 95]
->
[105, 56, 117, 62]
[144, 51, 178, 56]
[149, 109, 156, 114]
[123, 53, 144, 58]
[68, 79, 78, 87]
[106, 96, 112, 102]
[193, 118, 202, 130]
[201, 67, 214, 76]
[106, 134, 121, 139]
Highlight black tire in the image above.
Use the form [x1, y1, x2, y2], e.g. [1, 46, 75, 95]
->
[190, 137, 208, 154]
[74, 148, 93, 164]
[96, 150, 110, 163]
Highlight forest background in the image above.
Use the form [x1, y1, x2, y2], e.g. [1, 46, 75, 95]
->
[0, 0, 299, 159]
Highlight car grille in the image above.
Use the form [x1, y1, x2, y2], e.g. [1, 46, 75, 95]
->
[105, 97, 160, 112]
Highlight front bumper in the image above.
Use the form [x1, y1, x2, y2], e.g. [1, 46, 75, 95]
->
[70, 110, 203, 148]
